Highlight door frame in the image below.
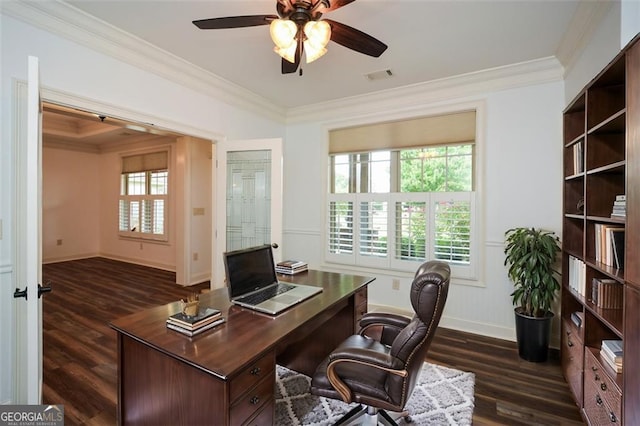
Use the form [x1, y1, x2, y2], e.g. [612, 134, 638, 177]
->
[214, 138, 284, 288]
[12, 85, 224, 401]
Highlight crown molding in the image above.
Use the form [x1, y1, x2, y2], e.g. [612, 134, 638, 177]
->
[286, 56, 564, 124]
[555, 0, 613, 77]
[1, 0, 287, 124]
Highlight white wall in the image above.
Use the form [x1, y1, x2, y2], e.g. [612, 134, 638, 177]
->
[43, 147, 101, 262]
[563, 2, 622, 104]
[0, 12, 284, 404]
[189, 138, 213, 284]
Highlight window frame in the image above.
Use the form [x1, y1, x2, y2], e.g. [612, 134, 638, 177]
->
[118, 149, 170, 243]
[323, 106, 483, 282]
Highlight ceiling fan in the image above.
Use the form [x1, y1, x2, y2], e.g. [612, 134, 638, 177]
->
[193, 0, 387, 75]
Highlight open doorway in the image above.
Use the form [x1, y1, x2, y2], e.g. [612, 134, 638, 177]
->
[40, 102, 214, 422]
[41, 102, 214, 284]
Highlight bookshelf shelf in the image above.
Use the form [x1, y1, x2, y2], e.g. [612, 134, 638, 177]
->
[561, 34, 640, 425]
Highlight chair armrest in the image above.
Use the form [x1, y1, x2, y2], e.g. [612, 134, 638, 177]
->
[326, 347, 407, 403]
[359, 312, 411, 329]
[358, 312, 411, 345]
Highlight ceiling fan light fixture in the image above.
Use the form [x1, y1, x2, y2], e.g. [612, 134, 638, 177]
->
[274, 43, 298, 63]
[303, 20, 331, 63]
[270, 19, 297, 49]
[304, 41, 327, 63]
[303, 21, 331, 47]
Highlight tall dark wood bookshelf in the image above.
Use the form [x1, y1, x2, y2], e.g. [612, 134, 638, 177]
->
[561, 33, 640, 425]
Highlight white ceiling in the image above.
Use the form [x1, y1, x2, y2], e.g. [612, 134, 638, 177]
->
[63, 0, 584, 109]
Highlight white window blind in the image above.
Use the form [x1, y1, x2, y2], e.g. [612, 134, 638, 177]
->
[119, 150, 169, 241]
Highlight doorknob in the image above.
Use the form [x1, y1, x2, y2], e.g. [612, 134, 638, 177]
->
[38, 282, 52, 298]
[13, 283, 53, 299]
[14, 287, 28, 299]
[271, 243, 279, 249]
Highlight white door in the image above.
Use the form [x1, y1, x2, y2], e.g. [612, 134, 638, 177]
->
[214, 138, 283, 287]
[14, 56, 47, 403]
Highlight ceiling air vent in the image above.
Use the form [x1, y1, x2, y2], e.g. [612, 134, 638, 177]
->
[365, 69, 393, 81]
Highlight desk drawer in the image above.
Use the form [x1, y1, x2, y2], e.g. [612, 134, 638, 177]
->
[561, 318, 583, 404]
[584, 350, 621, 424]
[230, 351, 275, 402]
[230, 374, 274, 425]
[243, 401, 273, 426]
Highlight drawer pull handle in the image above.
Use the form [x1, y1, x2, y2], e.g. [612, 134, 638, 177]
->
[595, 374, 600, 381]
[609, 412, 617, 423]
[592, 366, 598, 372]
[596, 395, 603, 406]
[601, 382, 607, 391]
[567, 341, 573, 347]
[250, 396, 260, 405]
[250, 367, 261, 376]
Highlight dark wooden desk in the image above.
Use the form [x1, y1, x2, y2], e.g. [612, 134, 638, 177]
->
[110, 270, 373, 425]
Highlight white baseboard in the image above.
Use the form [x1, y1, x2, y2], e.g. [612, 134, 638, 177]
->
[369, 303, 516, 343]
[43, 252, 100, 264]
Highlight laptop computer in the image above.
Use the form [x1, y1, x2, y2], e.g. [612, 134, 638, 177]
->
[223, 244, 322, 315]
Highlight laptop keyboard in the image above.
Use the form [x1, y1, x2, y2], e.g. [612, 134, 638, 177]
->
[240, 283, 296, 306]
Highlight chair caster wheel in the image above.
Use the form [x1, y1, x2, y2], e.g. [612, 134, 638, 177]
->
[404, 415, 413, 423]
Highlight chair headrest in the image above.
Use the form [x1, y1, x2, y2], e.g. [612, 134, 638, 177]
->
[410, 261, 450, 323]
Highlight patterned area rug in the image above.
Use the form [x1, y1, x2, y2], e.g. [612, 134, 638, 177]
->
[275, 363, 475, 425]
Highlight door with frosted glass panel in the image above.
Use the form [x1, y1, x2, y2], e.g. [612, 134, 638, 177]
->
[215, 139, 283, 287]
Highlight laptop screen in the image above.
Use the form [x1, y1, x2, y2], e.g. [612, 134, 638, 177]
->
[224, 244, 278, 299]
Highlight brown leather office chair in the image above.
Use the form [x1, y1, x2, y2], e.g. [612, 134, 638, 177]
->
[310, 261, 450, 425]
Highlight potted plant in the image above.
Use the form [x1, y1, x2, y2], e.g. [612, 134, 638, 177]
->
[504, 227, 561, 362]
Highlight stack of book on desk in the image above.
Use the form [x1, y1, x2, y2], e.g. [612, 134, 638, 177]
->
[166, 307, 225, 337]
[275, 260, 308, 275]
[601, 339, 623, 373]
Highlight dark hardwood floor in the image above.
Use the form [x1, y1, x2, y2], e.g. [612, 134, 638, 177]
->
[42, 257, 583, 425]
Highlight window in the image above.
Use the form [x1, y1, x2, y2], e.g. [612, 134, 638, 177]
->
[326, 111, 478, 279]
[119, 151, 169, 241]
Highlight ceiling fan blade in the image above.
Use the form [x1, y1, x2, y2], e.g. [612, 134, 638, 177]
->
[324, 19, 387, 57]
[282, 42, 302, 74]
[193, 15, 278, 30]
[316, 0, 356, 14]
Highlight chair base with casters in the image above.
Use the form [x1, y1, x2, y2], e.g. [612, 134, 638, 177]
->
[335, 404, 411, 426]
[310, 261, 450, 426]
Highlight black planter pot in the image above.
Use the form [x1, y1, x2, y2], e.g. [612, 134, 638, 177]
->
[514, 308, 553, 362]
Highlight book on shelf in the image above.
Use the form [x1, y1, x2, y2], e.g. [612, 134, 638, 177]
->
[610, 228, 625, 270]
[167, 307, 221, 330]
[600, 339, 623, 373]
[602, 339, 623, 361]
[591, 277, 623, 309]
[568, 255, 586, 297]
[166, 317, 226, 337]
[601, 350, 623, 373]
[570, 311, 582, 329]
[610, 194, 626, 219]
[275, 259, 308, 275]
[572, 141, 584, 174]
[594, 224, 624, 268]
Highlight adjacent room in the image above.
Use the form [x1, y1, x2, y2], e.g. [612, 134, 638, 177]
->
[2, 0, 639, 425]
